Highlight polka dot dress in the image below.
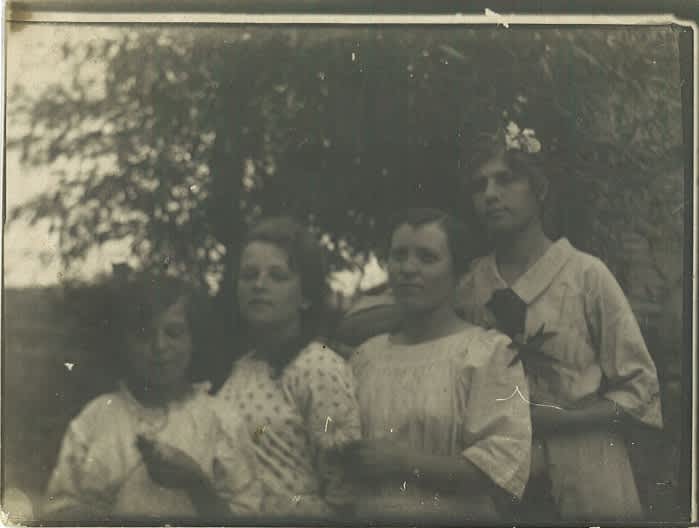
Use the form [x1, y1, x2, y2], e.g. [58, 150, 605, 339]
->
[216, 341, 361, 518]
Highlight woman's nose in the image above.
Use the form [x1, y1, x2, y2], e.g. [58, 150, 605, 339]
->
[484, 178, 500, 200]
[151, 331, 169, 357]
[252, 273, 267, 290]
[399, 256, 419, 274]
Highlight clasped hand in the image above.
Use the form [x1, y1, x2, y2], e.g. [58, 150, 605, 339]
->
[345, 437, 411, 478]
[136, 435, 208, 490]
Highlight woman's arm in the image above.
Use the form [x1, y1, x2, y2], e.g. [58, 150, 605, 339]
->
[585, 260, 663, 429]
[353, 438, 492, 493]
[530, 397, 625, 435]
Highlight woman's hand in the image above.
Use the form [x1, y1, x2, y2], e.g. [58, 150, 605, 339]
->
[347, 438, 411, 478]
[136, 435, 208, 490]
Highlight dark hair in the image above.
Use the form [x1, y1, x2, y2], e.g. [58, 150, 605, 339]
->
[109, 271, 220, 385]
[387, 208, 475, 278]
[237, 216, 329, 376]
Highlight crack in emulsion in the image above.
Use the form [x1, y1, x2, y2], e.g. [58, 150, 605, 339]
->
[496, 385, 565, 411]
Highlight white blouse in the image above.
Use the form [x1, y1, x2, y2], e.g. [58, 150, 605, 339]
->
[351, 327, 531, 521]
[456, 238, 663, 520]
[44, 382, 260, 521]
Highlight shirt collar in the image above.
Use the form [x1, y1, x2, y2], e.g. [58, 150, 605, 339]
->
[486, 238, 575, 304]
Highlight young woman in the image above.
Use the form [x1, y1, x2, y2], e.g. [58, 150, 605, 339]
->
[43, 273, 260, 522]
[215, 217, 361, 520]
[350, 208, 531, 523]
[456, 120, 663, 521]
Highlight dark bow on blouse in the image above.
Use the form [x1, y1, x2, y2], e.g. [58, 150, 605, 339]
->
[486, 288, 527, 340]
[486, 288, 557, 367]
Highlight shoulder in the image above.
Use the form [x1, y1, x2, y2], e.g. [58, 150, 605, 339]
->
[68, 390, 128, 439]
[560, 243, 613, 279]
[466, 325, 511, 349]
[451, 326, 514, 369]
[561, 245, 622, 297]
[351, 333, 390, 364]
[286, 340, 352, 381]
[458, 256, 491, 287]
[293, 340, 348, 367]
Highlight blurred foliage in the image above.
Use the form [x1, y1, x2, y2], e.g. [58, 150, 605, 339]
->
[7, 25, 685, 301]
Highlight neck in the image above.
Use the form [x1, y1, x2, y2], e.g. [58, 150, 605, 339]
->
[248, 318, 303, 355]
[493, 220, 552, 281]
[126, 378, 190, 408]
[398, 301, 462, 344]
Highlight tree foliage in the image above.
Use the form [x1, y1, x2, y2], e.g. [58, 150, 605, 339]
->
[7, 25, 685, 302]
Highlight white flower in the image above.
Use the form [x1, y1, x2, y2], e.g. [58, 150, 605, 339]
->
[505, 121, 520, 137]
[505, 135, 521, 151]
[522, 137, 542, 153]
[503, 122, 542, 154]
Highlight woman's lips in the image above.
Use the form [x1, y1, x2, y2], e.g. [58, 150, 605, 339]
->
[248, 298, 273, 306]
[485, 208, 508, 219]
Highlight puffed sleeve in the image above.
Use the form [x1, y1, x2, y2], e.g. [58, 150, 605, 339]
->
[211, 413, 262, 516]
[455, 259, 498, 329]
[43, 407, 115, 520]
[584, 259, 663, 429]
[460, 331, 532, 499]
[285, 343, 362, 509]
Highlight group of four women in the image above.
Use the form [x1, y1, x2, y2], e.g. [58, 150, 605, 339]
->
[44, 121, 662, 523]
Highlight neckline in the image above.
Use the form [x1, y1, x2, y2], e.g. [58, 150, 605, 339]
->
[489, 237, 574, 304]
[386, 323, 478, 347]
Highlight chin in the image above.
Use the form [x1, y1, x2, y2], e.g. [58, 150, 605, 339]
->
[396, 299, 430, 315]
[487, 223, 518, 237]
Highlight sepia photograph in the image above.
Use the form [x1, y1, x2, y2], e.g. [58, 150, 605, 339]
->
[1, 5, 695, 526]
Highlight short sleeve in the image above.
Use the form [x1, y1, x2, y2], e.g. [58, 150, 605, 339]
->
[288, 343, 362, 451]
[286, 343, 362, 509]
[43, 410, 115, 520]
[211, 413, 262, 516]
[460, 332, 532, 499]
[584, 261, 663, 429]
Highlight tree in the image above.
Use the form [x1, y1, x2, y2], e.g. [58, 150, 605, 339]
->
[7, 25, 685, 305]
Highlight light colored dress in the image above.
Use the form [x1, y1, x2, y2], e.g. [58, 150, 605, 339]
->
[43, 382, 260, 521]
[351, 328, 532, 522]
[215, 341, 361, 518]
[456, 237, 663, 521]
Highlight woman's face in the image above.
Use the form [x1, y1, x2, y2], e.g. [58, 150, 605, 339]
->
[126, 297, 193, 390]
[468, 154, 542, 236]
[237, 241, 305, 332]
[388, 221, 456, 315]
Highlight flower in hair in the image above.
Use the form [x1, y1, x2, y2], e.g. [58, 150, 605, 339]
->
[504, 121, 542, 154]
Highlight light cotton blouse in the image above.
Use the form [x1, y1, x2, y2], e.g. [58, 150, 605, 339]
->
[216, 341, 361, 519]
[43, 382, 260, 521]
[351, 327, 532, 522]
[456, 238, 663, 520]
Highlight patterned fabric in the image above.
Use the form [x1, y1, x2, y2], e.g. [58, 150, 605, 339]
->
[351, 328, 531, 521]
[43, 382, 260, 521]
[215, 341, 361, 518]
[457, 237, 663, 520]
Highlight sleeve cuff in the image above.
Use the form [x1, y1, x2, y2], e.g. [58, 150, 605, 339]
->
[604, 390, 663, 429]
[462, 445, 529, 499]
